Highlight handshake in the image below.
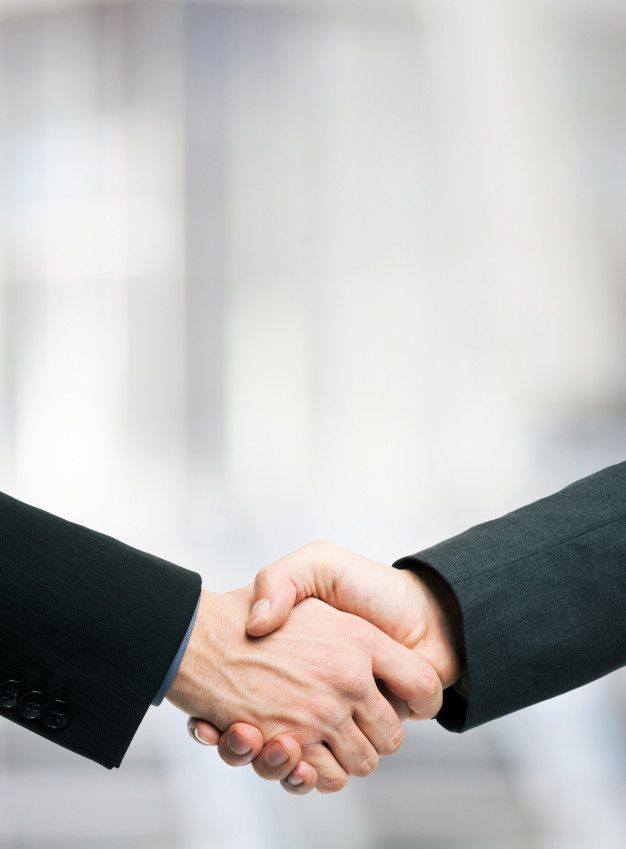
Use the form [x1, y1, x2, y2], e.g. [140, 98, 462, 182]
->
[167, 541, 464, 795]
[0, 465, 618, 776]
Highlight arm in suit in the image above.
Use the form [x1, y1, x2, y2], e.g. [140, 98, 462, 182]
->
[394, 461, 626, 730]
[239, 462, 625, 748]
[0, 491, 201, 768]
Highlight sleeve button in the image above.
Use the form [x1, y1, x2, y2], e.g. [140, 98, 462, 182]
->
[41, 699, 71, 730]
[0, 680, 23, 709]
[17, 690, 46, 720]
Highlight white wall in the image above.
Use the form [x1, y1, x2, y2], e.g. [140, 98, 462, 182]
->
[0, 2, 624, 848]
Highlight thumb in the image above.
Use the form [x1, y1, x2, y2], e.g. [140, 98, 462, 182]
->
[246, 564, 299, 636]
[246, 542, 345, 636]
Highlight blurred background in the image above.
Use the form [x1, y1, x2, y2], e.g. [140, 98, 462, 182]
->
[0, 0, 625, 847]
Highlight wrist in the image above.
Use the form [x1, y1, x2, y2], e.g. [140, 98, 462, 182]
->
[153, 595, 201, 706]
[405, 567, 465, 688]
[166, 589, 222, 719]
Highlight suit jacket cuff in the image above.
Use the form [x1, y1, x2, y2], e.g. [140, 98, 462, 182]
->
[152, 594, 201, 706]
[394, 461, 626, 732]
[0, 490, 203, 768]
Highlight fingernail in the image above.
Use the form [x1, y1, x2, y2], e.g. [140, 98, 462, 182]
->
[287, 773, 304, 787]
[248, 598, 270, 627]
[193, 728, 211, 746]
[228, 733, 252, 756]
[265, 742, 289, 767]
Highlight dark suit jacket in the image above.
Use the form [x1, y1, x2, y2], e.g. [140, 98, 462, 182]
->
[0, 492, 201, 768]
[395, 461, 626, 731]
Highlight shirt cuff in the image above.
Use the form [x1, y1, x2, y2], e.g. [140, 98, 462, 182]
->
[152, 593, 201, 706]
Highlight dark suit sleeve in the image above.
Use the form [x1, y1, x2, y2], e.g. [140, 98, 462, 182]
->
[0, 491, 201, 768]
[394, 462, 626, 731]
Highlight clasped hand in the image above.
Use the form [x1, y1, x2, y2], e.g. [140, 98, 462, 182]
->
[167, 543, 463, 794]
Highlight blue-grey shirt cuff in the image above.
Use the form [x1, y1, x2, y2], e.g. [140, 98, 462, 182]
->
[152, 593, 201, 706]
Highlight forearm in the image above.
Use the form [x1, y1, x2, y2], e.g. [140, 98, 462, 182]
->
[0, 490, 201, 767]
[394, 462, 626, 731]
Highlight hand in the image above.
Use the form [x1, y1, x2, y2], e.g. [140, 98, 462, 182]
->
[186, 717, 319, 794]
[188, 690, 413, 795]
[246, 541, 464, 688]
[186, 542, 462, 792]
[169, 583, 443, 793]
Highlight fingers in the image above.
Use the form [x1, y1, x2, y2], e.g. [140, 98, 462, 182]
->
[370, 631, 443, 720]
[280, 760, 318, 795]
[376, 680, 412, 722]
[188, 719, 366, 796]
[249, 737, 318, 794]
[191, 720, 317, 794]
[215, 723, 264, 766]
[187, 717, 221, 746]
[303, 743, 349, 794]
[353, 687, 405, 756]
[251, 734, 305, 782]
[325, 717, 380, 777]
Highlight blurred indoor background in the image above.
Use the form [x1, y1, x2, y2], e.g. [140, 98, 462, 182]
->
[0, 0, 624, 847]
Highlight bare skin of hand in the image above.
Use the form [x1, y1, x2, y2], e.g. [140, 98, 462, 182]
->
[171, 583, 443, 793]
[245, 541, 464, 688]
[187, 542, 463, 793]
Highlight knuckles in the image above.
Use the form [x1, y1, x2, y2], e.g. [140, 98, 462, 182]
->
[301, 539, 338, 561]
[381, 725, 404, 756]
[423, 669, 441, 697]
[334, 668, 370, 703]
[254, 565, 272, 585]
[355, 722, 404, 758]
[309, 700, 340, 730]
[355, 751, 379, 777]
[410, 691, 443, 720]
[390, 724, 405, 752]
[407, 666, 441, 704]
[318, 773, 348, 794]
[303, 539, 332, 552]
